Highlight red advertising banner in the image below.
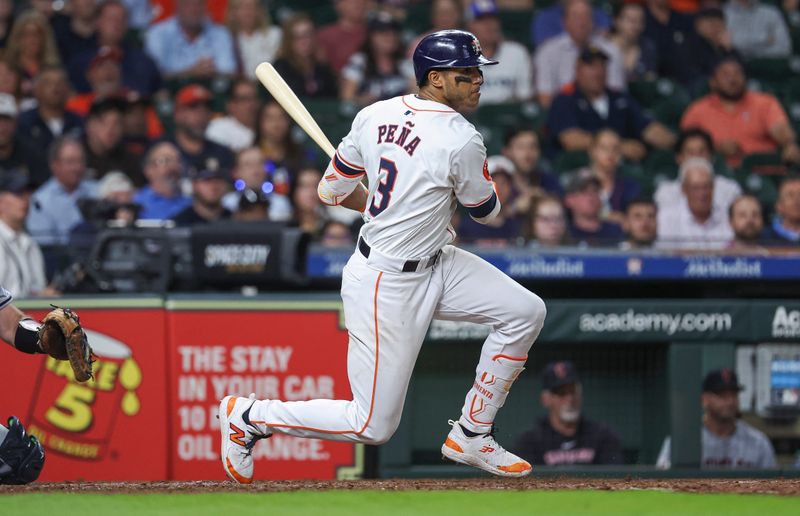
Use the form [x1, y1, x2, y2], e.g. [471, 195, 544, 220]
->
[167, 301, 360, 480]
[0, 303, 169, 481]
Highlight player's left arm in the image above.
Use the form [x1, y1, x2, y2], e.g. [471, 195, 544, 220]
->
[318, 112, 368, 213]
[452, 134, 501, 224]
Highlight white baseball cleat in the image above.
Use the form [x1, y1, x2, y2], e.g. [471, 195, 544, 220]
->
[441, 419, 532, 478]
[219, 394, 271, 484]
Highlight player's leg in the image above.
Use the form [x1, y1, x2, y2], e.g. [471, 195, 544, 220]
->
[433, 245, 546, 477]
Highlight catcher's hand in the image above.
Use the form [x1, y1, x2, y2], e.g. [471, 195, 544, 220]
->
[38, 307, 94, 382]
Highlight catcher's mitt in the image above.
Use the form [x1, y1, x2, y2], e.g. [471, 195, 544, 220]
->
[38, 307, 94, 382]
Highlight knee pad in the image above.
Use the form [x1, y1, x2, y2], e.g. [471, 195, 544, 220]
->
[0, 416, 45, 485]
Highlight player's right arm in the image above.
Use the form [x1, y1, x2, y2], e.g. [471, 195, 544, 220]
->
[0, 297, 25, 347]
[318, 111, 368, 213]
[452, 133, 501, 224]
[0, 287, 42, 353]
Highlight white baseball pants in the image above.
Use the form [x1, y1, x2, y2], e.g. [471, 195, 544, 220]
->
[248, 244, 546, 443]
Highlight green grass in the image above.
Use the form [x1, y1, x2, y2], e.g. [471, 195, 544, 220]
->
[1, 490, 796, 516]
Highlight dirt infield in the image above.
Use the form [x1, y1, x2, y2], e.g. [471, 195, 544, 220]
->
[1, 478, 798, 496]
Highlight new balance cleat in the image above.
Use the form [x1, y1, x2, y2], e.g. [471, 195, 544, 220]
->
[219, 394, 271, 484]
[441, 419, 532, 478]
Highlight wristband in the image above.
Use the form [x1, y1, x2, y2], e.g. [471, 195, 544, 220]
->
[14, 319, 41, 354]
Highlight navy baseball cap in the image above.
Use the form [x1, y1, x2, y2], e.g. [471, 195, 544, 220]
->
[470, 0, 499, 19]
[578, 46, 609, 64]
[189, 166, 230, 181]
[0, 168, 32, 194]
[702, 368, 743, 393]
[542, 360, 580, 390]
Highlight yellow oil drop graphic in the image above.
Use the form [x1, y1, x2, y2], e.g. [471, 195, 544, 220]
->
[119, 358, 142, 390]
[121, 391, 140, 416]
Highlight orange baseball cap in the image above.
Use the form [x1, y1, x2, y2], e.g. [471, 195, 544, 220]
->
[175, 84, 212, 108]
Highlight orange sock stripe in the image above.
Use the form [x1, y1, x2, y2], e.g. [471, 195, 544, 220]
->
[265, 271, 383, 437]
[492, 353, 527, 361]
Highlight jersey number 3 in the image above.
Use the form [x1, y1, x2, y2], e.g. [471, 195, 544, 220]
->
[368, 157, 398, 217]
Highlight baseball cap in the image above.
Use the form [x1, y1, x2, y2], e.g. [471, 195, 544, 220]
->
[189, 165, 230, 181]
[98, 171, 134, 198]
[542, 360, 580, 391]
[578, 46, 609, 64]
[565, 168, 601, 194]
[0, 168, 32, 194]
[469, 0, 499, 20]
[88, 96, 127, 119]
[486, 155, 515, 176]
[702, 368, 743, 393]
[89, 46, 123, 69]
[0, 93, 18, 118]
[175, 84, 212, 108]
[238, 187, 270, 210]
[711, 52, 745, 73]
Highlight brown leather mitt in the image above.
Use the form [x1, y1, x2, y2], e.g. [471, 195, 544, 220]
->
[38, 307, 94, 382]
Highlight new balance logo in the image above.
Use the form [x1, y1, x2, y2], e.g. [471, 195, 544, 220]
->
[479, 446, 495, 453]
[229, 423, 246, 446]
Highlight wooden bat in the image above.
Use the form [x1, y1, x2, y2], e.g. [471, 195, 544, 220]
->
[254, 62, 336, 159]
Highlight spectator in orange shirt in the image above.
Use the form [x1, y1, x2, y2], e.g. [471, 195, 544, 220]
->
[681, 55, 800, 167]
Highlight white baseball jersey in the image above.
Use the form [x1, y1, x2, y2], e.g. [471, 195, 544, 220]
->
[0, 285, 11, 311]
[322, 94, 500, 259]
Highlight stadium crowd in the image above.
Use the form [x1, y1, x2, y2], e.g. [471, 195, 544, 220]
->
[1, 0, 800, 297]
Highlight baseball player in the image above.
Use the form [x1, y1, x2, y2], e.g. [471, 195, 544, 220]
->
[220, 30, 547, 483]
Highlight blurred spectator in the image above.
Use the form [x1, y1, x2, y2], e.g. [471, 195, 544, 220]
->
[272, 14, 338, 99]
[232, 186, 270, 222]
[255, 100, 311, 197]
[527, 194, 570, 247]
[656, 157, 734, 250]
[0, 0, 14, 48]
[133, 141, 191, 220]
[0, 93, 49, 186]
[458, 158, 524, 243]
[620, 197, 658, 249]
[531, 0, 611, 48]
[768, 176, 800, 244]
[122, 0, 154, 31]
[644, 0, 697, 86]
[727, 194, 770, 251]
[82, 97, 144, 186]
[29, 0, 57, 19]
[725, 0, 791, 58]
[16, 67, 83, 155]
[290, 167, 327, 237]
[223, 146, 273, 216]
[170, 84, 234, 173]
[27, 136, 98, 246]
[67, 46, 125, 115]
[3, 11, 61, 101]
[690, 8, 735, 87]
[533, 0, 625, 108]
[96, 171, 137, 223]
[68, 0, 162, 96]
[0, 56, 21, 104]
[50, 0, 98, 66]
[122, 93, 164, 156]
[226, 0, 282, 79]
[657, 369, 776, 469]
[545, 47, 675, 161]
[317, 0, 368, 75]
[502, 127, 562, 199]
[681, 56, 800, 167]
[406, 0, 463, 57]
[582, 128, 642, 223]
[320, 220, 355, 247]
[0, 169, 51, 297]
[144, 0, 236, 79]
[341, 13, 410, 106]
[608, 2, 658, 82]
[205, 78, 258, 151]
[514, 361, 623, 466]
[172, 166, 232, 226]
[563, 169, 625, 246]
[462, 1, 531, 105]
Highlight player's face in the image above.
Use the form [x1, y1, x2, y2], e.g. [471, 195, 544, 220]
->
[730, 197, 763, 241]
[703, 390, 739, 423]
[440, 67, 484, 111]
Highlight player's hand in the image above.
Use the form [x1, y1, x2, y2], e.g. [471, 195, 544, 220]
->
[38, 307, 94, 382]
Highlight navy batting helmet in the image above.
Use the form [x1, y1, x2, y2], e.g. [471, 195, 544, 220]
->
[412, 29, 498, 86]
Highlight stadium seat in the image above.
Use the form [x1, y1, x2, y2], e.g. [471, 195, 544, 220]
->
[497, 9, 534, 46]
[629, 79, 691, 130]
[554, 150, 589, 174]
[739, 152, 787, 176]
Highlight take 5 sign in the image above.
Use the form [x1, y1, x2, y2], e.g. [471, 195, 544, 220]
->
[167, 299, 361, 480]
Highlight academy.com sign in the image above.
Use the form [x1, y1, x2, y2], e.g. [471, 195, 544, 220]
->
[579, 309, 733, 335]
[772, 306, 800, 338]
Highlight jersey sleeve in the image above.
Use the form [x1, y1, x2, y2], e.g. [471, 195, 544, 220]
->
[318, 109, 367, 206]
[451, 133, 500, 224]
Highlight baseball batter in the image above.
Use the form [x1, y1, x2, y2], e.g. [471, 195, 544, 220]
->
[220, 30, 547, 482]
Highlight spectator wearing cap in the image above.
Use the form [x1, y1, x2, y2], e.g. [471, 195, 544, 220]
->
[144, 0, 236, 79]
[82, 97, 144, 187]
[656, 157, 734, 249]
[513, 361, 623, 466]
[170, 84, 235, 175]
[681, 56, 800, 168]
[0, 169, 52, 297]
[272, 14, 338, 99]
[225, 0, 283, 80]
[563, 169, 625, 246]
[531, 0, 612, 48]
[465, 0, 532, 104]
[50, 0, 97, 66]
[172, 166, 232, 226]
[608, 2, 658, 83]
[233, 187, 270, 222]
[580, 128, 642, 223]
[527, 194, 570, 247]
[340, 13, 411, 106]
[656, 369, 776, 469]
[545, 46, 675, 161]
[768, 176, 800, 244]
[27, 136, 99, 246]
[533, 0, 626, 109]
[317, 0, 368, 75]
[133, 141, 191, 220]
[644, 0, 697, 86]
[620, 197, 658, 249]
[68, 1, 162, 97]
[727, 194, 771, 252]
[724, 0, 791, 58]
[0, 93, 49, 187]
[502, 128, 562, 201]
[205, 78, 259, 152]
[457, 156, 525, 243]
[16, 67, 84, 158]
[66, 46, 125, 116]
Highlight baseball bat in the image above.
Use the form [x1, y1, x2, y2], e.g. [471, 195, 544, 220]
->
[254, 62, 336, 159]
